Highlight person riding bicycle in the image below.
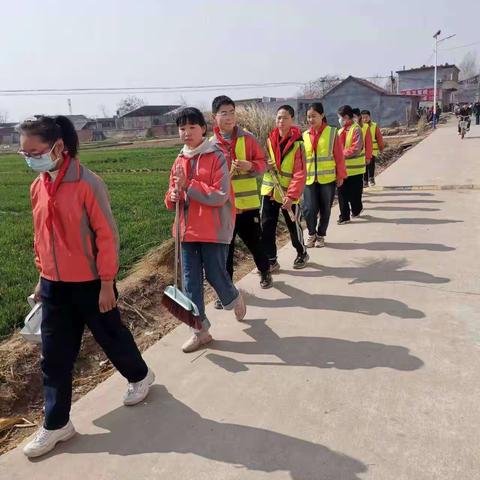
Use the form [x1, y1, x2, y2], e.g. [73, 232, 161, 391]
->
[458, 104, 471, 134]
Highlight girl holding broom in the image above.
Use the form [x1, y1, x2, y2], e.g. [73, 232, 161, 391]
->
[165, 107, 247, 353]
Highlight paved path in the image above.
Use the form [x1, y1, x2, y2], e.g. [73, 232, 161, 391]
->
[1, 118, 479, 479]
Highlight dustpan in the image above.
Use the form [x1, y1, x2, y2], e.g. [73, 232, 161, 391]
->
[20, 295, 42, 344]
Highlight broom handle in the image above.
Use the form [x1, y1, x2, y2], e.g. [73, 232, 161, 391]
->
[174, 182, 180, 291]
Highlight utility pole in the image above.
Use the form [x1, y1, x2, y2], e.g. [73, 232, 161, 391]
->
[432, 30, 456, 128]
[67, 98, 72, 115]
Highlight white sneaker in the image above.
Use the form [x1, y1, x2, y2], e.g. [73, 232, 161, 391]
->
[123, 368, 155, 406]
[306, 234, 316, 248]
[182, 331, 213, 353]
[23, 420, 76, 458]
[234, 291, 247, 321]
[315, 236, 325, 248]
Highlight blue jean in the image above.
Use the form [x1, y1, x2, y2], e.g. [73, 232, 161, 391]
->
[181, 242, 239, 333]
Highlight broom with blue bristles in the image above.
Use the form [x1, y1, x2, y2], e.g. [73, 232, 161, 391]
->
[162, 183, 203, 330]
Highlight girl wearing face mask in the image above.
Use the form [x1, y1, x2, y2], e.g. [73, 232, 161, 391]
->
[165, 108, 247, 354]
[302, 103, 347, 248]
[336, 105, 365, 224]
[19, 116, 153, 459]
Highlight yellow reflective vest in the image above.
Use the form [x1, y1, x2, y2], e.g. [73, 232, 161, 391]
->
[340, 123, 366, 176]
[261, 139, 302, 204]
[210, 134, 261, 210]
[302, 126, 337, 185]
[369, 121, 379, 156]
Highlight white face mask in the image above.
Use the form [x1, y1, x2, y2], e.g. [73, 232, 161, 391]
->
[338, 117, 345, 127]
[23, 144, 58, 173]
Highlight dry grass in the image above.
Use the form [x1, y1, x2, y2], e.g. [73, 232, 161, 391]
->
[235, 104, 276, 145]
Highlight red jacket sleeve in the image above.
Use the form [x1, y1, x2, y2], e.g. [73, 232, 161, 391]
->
[165, 156, 181, 211]
[83, 175, 119, 281]
[245, 133, 267, 175]
[333, 134, 347, 180]
[376, 127, 385, 152]
[344, 126, 363, 159]
[286, 143, 307, 201]
[30, 180, 43, 272]
[364, 127, 373, 162]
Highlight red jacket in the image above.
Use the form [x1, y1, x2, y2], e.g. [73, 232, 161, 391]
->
[31, 157, 119, 282]
[165, 140, 235, 244]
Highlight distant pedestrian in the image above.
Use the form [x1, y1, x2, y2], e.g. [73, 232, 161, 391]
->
[361, 109, 384, 187]
[473, 101, 480, 126]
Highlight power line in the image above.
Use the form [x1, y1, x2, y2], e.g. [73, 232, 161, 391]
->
[440, 40, 480, 51]
[0, 81, 306, 97]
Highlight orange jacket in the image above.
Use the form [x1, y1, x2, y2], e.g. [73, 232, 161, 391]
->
[31, 158, 119, 282]
[165, 141, 235, 244]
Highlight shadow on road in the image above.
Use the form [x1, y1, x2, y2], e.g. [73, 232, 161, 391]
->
[326, 241, 454, 252]
[366, 205, 440, 212]
[207, 319, 424, 373]
[245, 282, 425, 319]
[287, 259, 450, 285]
[39, 385, 368, 480]
[358, 214, 462, 225]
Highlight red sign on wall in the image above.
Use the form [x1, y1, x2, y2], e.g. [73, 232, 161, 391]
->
[400, 88, 442, 102]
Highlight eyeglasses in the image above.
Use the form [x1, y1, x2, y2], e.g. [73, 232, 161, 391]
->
[18, 143, 55, 160]
[216, 111, 235, 118]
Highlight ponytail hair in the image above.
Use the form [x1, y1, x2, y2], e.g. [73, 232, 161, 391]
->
[19, 115, 79, 157]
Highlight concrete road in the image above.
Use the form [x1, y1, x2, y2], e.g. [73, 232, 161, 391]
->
[1, 118, 479, 479]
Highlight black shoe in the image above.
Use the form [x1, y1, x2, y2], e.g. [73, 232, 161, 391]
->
[337, 217, 350, 225]
[369, 179, 376, 187]
[293, 252, 309, 270]
[214, 299, 223, 310]
[269, 260, 280, 273]
[260, 271, 273, 289]
[352, 208, 364, 218]
[363, 181, 369, 188]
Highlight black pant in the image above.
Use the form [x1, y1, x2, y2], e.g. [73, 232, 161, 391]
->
[40, 278, 148, 430]
[337, 174, 364, 221]
[476, 114, 480, 126]
[303, 181, 336, 237]
[227, 209, 270, 277]
[364, 156, 376, 182]
[261, 196, 306, 261]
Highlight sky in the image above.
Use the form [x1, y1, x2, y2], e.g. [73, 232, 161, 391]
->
[1, 0, 480, 121]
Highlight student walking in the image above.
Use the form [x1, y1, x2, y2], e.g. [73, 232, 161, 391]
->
[210, 96, 272, 309]
[361, 110, 384, 187]
[302, 103, 347, 248]
[337, 105, 365, 224]
[261, 105, 308, 270]
[165, 107, 247, 353]
[19, 116, 154, 458]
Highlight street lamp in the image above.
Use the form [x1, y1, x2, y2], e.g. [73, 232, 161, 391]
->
[433, 30, 456, 128]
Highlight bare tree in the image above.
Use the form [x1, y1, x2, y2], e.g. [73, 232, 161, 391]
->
[98, 104, 110, 118]
[299, 75, 343, 99]
[117, 96, 145, 116]
[459, 51, 479, 80]
[0, 110, 9, 123]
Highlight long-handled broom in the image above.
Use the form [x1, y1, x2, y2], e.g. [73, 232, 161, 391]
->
[162, 184, 203, 330]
